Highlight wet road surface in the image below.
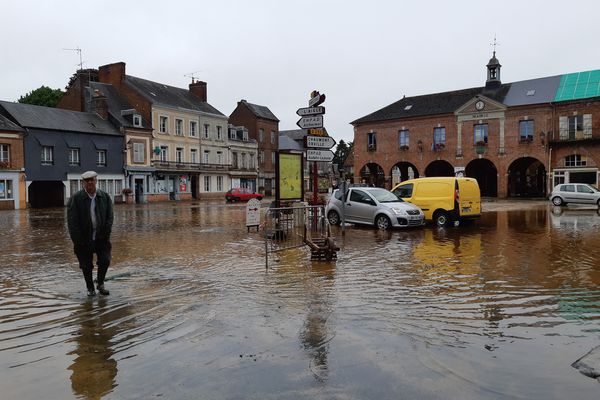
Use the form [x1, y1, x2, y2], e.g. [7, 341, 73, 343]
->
[1, 200, 600, 399]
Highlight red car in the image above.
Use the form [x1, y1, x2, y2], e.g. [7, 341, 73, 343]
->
[225, 188, 263, 202]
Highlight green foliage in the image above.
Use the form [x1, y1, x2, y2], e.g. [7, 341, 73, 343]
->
[333, 140, 353, 170]
[18, 86, 64, 107]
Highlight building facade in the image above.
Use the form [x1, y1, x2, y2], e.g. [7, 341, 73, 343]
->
[0, 101, 124, 207]
[352, 53, 600, 198]
[229, 100, 279, 196]
[0, 114, 26, 209]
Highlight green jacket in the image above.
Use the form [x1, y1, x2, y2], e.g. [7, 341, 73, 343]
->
[67, 189, 114, 246]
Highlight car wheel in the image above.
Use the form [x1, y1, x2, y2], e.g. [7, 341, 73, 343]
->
[375, 214, 391, 230]
[552, 196, 564, 206]
[327, 210, 341, 226]
[434, 211, 449, 227]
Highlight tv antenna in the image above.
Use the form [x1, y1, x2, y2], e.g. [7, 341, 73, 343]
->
[184, 70, 202, 83]
[63, 47, 84, 70]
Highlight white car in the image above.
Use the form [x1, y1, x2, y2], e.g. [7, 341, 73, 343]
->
[549, 183, 600, 206]
[326, 187, 424, 230]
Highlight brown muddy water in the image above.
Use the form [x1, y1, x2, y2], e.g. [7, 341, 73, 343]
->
[1, 200, 600, 399]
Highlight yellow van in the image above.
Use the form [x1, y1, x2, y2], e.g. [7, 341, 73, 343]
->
[391, 177, 481, 226]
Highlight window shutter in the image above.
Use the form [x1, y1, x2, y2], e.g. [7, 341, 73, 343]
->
[559, 116, 568, 140]
[583, 114, 592, 139]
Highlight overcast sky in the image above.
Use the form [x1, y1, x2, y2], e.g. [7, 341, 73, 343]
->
[3, 0, 600, 144]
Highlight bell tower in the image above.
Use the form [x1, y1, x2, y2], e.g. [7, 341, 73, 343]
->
[486, 37, 501, 89]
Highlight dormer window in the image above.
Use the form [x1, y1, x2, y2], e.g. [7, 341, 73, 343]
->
[404, 105, 412, 111]
[133, 114, 142, 127]
[526, 90, 536, 96]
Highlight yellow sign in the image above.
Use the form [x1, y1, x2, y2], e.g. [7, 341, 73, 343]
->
[308, 128, 326, 136]
[279, 153, 302, 200]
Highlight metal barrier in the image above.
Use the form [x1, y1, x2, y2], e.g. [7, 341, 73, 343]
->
[264, 205, 333, 268]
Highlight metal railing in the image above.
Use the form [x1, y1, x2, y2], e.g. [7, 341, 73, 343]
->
[263, 205, 330, 268]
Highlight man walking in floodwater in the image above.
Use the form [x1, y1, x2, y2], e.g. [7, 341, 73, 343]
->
[67, 171, 114, 296]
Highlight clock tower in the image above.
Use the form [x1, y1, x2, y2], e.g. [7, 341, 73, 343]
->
[486, 50, 502, 90]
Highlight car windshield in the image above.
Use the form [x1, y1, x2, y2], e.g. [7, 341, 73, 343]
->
[369, 188, 403, 203]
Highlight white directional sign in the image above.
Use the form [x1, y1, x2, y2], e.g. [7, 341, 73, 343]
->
[296, 106, 325, 116]
[306, 135, 336, 149]
[296, 115, 324, 129]
[306, 149, 334, 162]
[309, 93, 326, 107]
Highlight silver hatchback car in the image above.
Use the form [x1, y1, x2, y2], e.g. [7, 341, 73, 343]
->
[549, 183, 600, 206]
[326, 187, 424, 230]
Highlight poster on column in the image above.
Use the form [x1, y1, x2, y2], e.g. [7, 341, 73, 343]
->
[277, 152, 303, 201]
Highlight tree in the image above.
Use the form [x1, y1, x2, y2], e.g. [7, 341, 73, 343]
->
[333, 139, 353, 172]
[18, 86, 64, 107]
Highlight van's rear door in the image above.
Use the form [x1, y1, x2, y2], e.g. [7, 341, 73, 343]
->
[458, 178, 481, 217]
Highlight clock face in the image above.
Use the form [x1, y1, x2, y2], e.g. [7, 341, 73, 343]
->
[475, 101, 485, 111]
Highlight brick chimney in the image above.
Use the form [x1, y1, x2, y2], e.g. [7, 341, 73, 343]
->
[91, 89, 108, 120]
[99, 62, 126, 87]
[189, 80, 207, 102]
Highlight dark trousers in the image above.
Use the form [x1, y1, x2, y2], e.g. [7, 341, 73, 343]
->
[75, 240, 112, 291]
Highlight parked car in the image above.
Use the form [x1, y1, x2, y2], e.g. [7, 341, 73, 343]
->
[225, 188, 263, 202]
[549, 183, 600, 206]
[391, 177, 481, 227]
[326, 187, 424, 230]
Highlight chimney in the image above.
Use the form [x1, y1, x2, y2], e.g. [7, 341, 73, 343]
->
[91, 89, 108, 120]
[98, 62, 126, 86]
[189, 80, 207, 102]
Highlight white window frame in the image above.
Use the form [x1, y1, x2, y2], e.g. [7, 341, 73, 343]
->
[204, 176, 211, 192]
[217, 151, 223, 165]
[217, 126, 222, 140]
[0, 144, 10, 162]
[133, 142, 144, 163]
[204, 124, 210, 139]
[41, 146, 53, 165]
[175, 119, 183, 136]
[217, 176, 223, 191]
[190, 121, 197, 137]
[190, 148, 198, 164]
[176, 147, 184, 164]
[160, 146, 168, 162]
[68, 148, 80, 166]
[0, 178, 13, 199]
[133, 114, 142, 127]
[159, 116, 168, 134]
[96, 150, 107, 167]
[203, 150, 210, 164]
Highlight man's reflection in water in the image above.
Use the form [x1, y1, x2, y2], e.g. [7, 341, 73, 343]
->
[68, 297, 117, 400]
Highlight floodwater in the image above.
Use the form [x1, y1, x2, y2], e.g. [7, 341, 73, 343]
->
[1, 200, 600, 399]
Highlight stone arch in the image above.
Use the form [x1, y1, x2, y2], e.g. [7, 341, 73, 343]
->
[465, 158, 498, 197]
[359, 163, 386, 187]
[507, 157, 546, 198]
[390, 162, 420, 187]
[425, 160, 454, 177]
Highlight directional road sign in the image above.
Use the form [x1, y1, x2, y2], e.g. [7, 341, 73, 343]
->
[296, 115, 323, 129]
[306, 149, 334, 162]
[296, 106, 325, 116]
[306, 135, 336, 149]
[309, 93, 326, 107]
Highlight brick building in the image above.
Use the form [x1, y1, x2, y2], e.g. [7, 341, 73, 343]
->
[229, 100, 279, 196]
[0, 114, 25, 209]
[352, 52, 600, 198]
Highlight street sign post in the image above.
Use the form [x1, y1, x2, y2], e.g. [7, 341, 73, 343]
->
[306, 135, 336, 149]
[306, 149, 335, 162]
[296, 115, 323, 129]
[309, 92, 326, 107]
[296, 106, 325, 116]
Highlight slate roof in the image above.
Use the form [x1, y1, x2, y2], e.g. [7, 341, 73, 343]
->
[352, 69, 600, 126]
[125, 75, 225, 116]
[0, 101, 121, 135]
[0, 113, 23, 132]
[280, 128, 307, 141]
[87, 82, 152, 129]
[241, 100, 279, 122]
[352, 85, 510, 126]
[279, 134, 303, 151]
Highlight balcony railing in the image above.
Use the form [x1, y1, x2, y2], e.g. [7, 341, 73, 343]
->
[152, 160, 258, 172]
[549, 128, 599, 143]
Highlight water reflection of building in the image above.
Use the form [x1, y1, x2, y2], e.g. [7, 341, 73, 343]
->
[68, 298, 118, 400]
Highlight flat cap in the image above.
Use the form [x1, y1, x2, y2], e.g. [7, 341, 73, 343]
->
[81, 171, 98, 180]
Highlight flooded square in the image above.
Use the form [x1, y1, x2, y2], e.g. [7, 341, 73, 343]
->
[1, 201, 600, 399]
